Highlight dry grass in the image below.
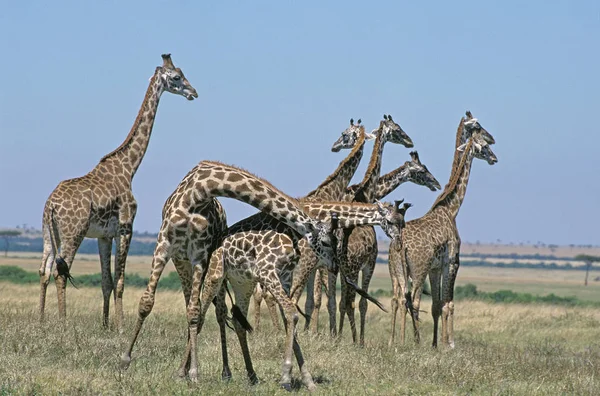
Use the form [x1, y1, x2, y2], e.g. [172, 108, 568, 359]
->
[1, 281, 599, 395]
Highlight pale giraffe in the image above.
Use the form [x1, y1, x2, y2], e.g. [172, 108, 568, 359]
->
[187, 200, 405, 391]
[121, 160, 348, 385]
[387, 112, 497, 348]
[306, 150, 441, 341]
[38, 54, 197, 331]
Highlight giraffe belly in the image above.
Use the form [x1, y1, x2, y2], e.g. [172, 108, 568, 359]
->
[86, 217, 119, 239]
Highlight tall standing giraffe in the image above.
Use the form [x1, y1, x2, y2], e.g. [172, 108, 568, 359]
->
[38, 54, 197, 331]
[181, 199, 405, 391]
[387, 113, 497, 348]
[122, 161, 352, 381]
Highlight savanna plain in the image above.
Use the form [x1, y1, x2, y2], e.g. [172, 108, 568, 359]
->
[1, 253, 599, 395]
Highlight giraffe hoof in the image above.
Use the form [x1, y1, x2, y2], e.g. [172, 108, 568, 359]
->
[221, 368, 232, 382]
[248, 372, 259, 385]
[119, 354, 131, 370]
[281, 383, 292, 392]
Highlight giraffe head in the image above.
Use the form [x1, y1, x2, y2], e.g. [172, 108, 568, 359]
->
[463, 111, 495, 145]
[331, 118, 376, 152]
[159, 54, 198, 101]
[305, 213, 340, 272]
[371, 114, 414, 148]
[457, 131, 498, 165]
[378, 199, 412, 239]
[401, 151, 442, 191]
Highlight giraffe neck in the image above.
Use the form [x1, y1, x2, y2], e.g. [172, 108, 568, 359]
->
[189, 161, 318, 235]
[371, 163, 410, 200]
[96, 68, 165, 180]
[303, 130, 367, 201]
[429, 139, 475, 219]
[300, 201, 385, 228]
[351, 130, 386, 203]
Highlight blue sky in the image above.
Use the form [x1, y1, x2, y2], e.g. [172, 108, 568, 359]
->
[0, 1, 598, 245]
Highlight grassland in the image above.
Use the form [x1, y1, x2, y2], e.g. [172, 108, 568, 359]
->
[1, 252, 600, 395]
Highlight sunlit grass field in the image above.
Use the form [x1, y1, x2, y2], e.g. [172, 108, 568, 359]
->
[1, 255, 599, 395]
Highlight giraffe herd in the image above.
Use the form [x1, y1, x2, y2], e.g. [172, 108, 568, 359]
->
[37, 54, 497, 391]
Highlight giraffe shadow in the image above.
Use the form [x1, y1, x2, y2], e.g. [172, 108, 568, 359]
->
[288, 375, 331, 391]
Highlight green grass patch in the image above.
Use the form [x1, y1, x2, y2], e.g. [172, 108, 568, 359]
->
[0, 265, 182, 291]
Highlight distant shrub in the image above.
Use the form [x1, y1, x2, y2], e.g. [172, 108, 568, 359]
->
[455, 283, 593, 307]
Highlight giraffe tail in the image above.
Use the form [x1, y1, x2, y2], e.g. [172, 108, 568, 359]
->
[224, 281, 253, 333]
[48, 206, 78, 289]
[344, 276, 388, 313]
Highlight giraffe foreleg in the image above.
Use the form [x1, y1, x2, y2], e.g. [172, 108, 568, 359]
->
[97, 237, 114, 330]
[442, 247, 460, 348]
[229, 281, 259, 385]
[359, 257, 376, 347]
[113, 194, 137, 333]
[252, 284, 263, 331]
[121, 234, 170, 369]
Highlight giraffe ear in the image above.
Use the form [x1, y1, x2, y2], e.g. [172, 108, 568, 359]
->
[398, 202, 412, 216]
[350, 118, 354, 126]
[357, 119, 362, 125]
[383, 114, 388, 120]
[388, 114, 393, 121]
[465, 110, 473, 119]
[161, 54, 175, 69]
[456, 143, 468, 152]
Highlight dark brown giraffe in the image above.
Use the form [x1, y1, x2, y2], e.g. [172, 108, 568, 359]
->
[38, 54, 197, 331]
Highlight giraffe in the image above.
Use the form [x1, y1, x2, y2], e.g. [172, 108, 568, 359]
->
[121, 160, 357, 385]
[291, 114, 415, 342]
[387, 112, 497, 348]
[184, 199, 405, 391]
[248, 117, 374, 327]
[307, 150, 442, 341]
[38, 54, 197, 331]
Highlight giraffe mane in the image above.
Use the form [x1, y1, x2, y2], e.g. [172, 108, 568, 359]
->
[99, 68, 161, 163]
[352, 122, 384, 197]
[305, 126, 366, 195]
[429, 137, 474, 210]
[202, 160, 301, 205]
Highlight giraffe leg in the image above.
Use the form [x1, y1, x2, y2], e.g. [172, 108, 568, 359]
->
[410, 286, 423, 344]
[121, 234, 171, 369]
[309, 268, 325, 333]
[113, 194, 137, 334]
[97, 237, 114, 329]
[229, 282, 259, 384]
[39, 223, 56, 322]
[326, 267, 338, 337]
[429, 270, 442, 348]
[54, 233, 86, 322]
[265, 289, 282, 331]
[213, 285, 234, 382]
[252, 284, 263, 331]
[442, 248, 460, 348]
[358, 258, 376, 347]
[172, 258, 193, 375]
[388, 257, 401, 346]
[303, 268, 316, 331]
[267, 280, 316, 391]
[339, 271, 359, 345]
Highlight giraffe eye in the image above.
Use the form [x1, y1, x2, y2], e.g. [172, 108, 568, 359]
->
[173, 75, 181, 81]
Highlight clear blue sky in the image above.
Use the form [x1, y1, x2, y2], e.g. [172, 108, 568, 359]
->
[0, 1, 598, 245]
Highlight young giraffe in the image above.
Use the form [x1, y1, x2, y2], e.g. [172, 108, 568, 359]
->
[189, 200, 405, 391]
[249, 118, 374, 328]
[121, 161, 344, 382]
[387, 113, 497, 348]
[38, 54, 197, 331]
[306, 150, 441, 341]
